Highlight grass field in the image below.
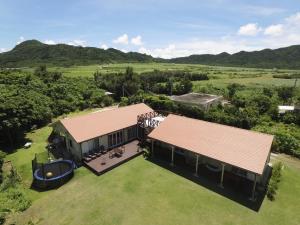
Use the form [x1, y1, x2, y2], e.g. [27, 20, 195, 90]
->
[23, 63, 300, 96]
[3, 108, 300, 225]
[28, 63, 299, 92]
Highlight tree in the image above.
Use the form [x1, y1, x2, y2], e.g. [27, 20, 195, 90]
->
[227, 83, 243, 99]
[166, 78, 174, 95]
[277, 86, 294, 103]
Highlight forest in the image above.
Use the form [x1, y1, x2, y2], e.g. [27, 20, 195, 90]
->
[0, 67, 112, 150]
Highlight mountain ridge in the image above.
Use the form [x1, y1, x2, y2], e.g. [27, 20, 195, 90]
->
[1, 40, 300, 69]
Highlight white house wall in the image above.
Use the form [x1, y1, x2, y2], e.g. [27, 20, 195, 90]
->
[56, 122, 81, 161]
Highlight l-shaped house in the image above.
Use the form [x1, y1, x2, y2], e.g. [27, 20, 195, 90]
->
[52, 103, 274, 200]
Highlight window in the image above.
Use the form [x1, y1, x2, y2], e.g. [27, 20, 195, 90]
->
[127, 126, 137, 140]
[69, 139, 73, 148]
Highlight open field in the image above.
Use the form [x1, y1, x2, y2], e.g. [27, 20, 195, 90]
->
[3, 108, 300, 225]
[22, 63, 300, 92]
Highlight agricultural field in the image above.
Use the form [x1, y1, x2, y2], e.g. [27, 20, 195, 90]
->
[40, 62, 299, 95]
[24, 63, 300, 90]
[2, 108, 300, 225]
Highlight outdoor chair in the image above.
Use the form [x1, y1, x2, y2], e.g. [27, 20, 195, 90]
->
[100, 145, 107, 154]
[88, 151, 97, 159]
[83, 153, 92, 162]
[109, 150, 114, 159]
[94, 149, 102, 157]
[101, 155, 106, 165]
[114, 148, 123, 157]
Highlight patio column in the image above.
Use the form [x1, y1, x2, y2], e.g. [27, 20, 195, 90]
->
[170, 146, 174, 166]
[251, 174, 257, 201]
[219, 163, 225, 188]
[194, 154, 199, 177]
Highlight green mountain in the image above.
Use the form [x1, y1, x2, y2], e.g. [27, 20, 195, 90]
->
[169, 45, 300, 69]
[1, 40, 300, 69]
[0, 40, 157, 67]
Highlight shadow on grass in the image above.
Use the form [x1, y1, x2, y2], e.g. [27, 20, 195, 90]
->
[145, 155, 266, 212]
[0, 136, 32, 154]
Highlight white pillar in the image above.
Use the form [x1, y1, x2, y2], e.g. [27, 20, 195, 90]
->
[195, 154, 199, 176]
[170, 146, 174, 166]
[251, 174, 257, 201]
[219, 163, 225, 188]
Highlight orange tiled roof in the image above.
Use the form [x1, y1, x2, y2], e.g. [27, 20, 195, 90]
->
[61, 103, 152, 143]
[148, 114, 273, 175]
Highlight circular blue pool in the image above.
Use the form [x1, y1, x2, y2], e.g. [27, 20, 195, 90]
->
[33, 160, 75, 189]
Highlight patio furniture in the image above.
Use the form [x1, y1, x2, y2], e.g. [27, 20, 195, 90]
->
[88, 151, 97, 159]
[100, 145, 107, 154]
[83, 153, 92, 162]
[101, 156, 106, 165]
[109, 150, 114, 159]
[94, 149, 102, 157]
[114, 147, 123, 157]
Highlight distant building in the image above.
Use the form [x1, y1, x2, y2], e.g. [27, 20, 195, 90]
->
[278, 105, 295, 114]
[169, 93, 223, 111]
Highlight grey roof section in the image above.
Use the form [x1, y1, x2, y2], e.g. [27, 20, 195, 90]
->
[169, 93, 222, 106]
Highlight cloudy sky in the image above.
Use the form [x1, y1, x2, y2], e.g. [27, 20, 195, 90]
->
[0, 0, 300, 58]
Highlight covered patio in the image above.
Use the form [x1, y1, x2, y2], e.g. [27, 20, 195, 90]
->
[148, 114, 274, 202]
[83, 140, 142, 175]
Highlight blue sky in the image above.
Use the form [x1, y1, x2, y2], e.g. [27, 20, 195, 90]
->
[1, 0, 300, 58]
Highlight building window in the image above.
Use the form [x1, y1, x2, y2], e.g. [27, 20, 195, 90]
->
[69, 140, 73, 148]
[127, 126, 137, 140]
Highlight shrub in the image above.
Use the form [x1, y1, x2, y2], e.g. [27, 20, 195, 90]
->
[0, 151, 6, 185]
[1, 167, 22, 190]
[101, 95, 114, 107]
[274, 133, 299, 155]
[0, 213, 5, 225]
[267, 161, 283, 201]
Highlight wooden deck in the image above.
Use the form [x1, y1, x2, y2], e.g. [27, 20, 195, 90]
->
[83, 140, 142, 175]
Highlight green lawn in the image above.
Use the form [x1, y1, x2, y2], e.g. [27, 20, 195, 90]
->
[3, 116, 300, 225]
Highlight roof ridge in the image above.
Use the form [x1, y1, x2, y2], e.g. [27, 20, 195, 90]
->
[61, 103, 146, 121]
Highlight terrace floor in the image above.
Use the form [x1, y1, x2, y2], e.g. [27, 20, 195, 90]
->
[83, 140, 143, 175]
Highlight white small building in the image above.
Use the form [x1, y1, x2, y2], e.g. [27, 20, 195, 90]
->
[278, 105, 295, 114]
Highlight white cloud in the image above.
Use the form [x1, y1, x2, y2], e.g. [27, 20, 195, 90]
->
[131, 35, 143, 46]
[0, 48, 7, 53]
[134, 11, 300, 59]
[16, 36, 25, 45]
[142, 39, 263, 59]
[67, 39, 86, 47]
[113, 34, 129, 45]
[100, 44, 108, 50]
[238, 23, 261, 36]
[242, 5, 286, 16]
[138, 47, 151, 55]
[44, 39, 56, 45]
[264, 24, 283, 36]
[285, 12, 300, 25]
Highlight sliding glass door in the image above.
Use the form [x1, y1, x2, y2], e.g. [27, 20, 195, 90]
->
[108, 130, 124, 148]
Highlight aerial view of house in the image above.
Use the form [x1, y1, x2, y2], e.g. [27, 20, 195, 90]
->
[1, 1, 300, 225]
